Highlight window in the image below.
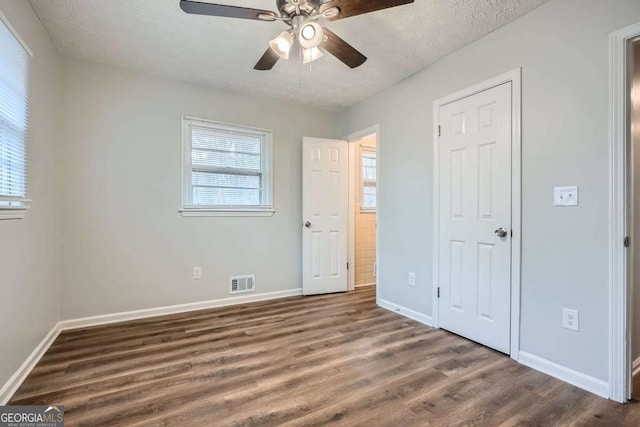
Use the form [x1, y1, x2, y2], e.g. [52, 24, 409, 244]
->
[361, 146, 376, 212]
[181, 117, 273, 216]
[0, 13, 31, 219]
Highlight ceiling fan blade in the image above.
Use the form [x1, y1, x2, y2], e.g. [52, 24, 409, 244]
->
[321, 28, 367, 69]
[320, 0, 414, 21]
[180, 0, 278, 21]
[254, 48, 280, 71]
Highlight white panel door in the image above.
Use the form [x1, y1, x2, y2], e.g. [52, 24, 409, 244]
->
[303, 137, 348, 295]
[438, 82, 512, 353]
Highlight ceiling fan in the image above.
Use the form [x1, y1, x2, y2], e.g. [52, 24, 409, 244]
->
[180, 0, 415, 70]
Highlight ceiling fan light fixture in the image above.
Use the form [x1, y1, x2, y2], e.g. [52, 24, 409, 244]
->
[257, 12, 277, 21]
[301, 24, 315, 40]
[322, 7, 340, 19]
[302, 47, 324, 64]
[268, 31, 294, 59]
[181, 0, 411, 71]
[299, 22, 323, 49]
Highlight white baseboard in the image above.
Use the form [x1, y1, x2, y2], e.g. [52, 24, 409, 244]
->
[0, 323, 62, 405]
[1, 288, 303, 404]
[374, 302, 608, 400]
[378, 298, 433, 327]
[355, 283, 376, 288]
[518, 351, 609, 399]
[58, 288, 303, 331]
[633, 357, 640, 377]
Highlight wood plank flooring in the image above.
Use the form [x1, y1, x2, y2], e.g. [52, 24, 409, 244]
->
[633, 372, 640, 401]
[9, 287, 640, 426]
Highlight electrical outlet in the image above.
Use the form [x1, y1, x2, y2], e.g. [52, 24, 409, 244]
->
[193, 266, 202, 280]
[562, 308, 579, 331]
[408, 272, 416, 286]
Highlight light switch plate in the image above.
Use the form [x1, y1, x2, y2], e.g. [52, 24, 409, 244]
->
[554, 186, 579, 206]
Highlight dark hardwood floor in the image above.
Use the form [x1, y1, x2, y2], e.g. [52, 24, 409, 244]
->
[9, 287, 640, 426]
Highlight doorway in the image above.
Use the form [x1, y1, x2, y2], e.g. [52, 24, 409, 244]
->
[348, 133, 377, 291]
[301, 130, 379, 296]
[631, 40, 640, 400]
[610, 22, 640, 403]
[432, 69, 522, 357]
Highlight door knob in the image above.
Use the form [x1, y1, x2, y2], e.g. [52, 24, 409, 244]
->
[305, 221, 311, 228]
[494, 227, 508, 238]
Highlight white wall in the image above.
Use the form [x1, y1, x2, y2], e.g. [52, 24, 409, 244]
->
[0, 0, 61, 388]
[341, 0, 640, 382]
[60, 58, 341, 319]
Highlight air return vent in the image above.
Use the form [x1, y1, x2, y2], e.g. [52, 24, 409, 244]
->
[230, 275, 255, 294]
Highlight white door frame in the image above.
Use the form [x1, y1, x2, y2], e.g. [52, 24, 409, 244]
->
[345, 125, 380, 294]
[432, 68, 522, 359]
[609, 21, 640, 404]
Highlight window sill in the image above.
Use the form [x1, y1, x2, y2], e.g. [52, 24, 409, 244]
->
[180, 209, 275, 217]
[360, 209, 377, 214]
[0, 207, 28, 220]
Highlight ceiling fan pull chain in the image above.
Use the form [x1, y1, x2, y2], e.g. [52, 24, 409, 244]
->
[299, 46, 303, 89]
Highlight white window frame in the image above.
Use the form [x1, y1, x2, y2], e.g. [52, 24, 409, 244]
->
[360, 146, 377, 213]
[0, 11, 33, 220]
[180, 116, 274, 217]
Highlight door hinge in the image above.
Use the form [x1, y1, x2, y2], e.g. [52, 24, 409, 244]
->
[625, 236, 630, 248]
[438, 125, 441, 137]
[437, 286, 440, 298]
[347, 262, 349, 270]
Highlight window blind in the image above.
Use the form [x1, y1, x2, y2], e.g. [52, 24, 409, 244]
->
[0, 15, 31, 208]
[361, 148, 377, 210]
[182, 118, 273, 211]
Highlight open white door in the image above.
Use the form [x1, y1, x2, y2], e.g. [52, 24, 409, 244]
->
[438, 82, 512, 353]
[302, 137, 348, 295]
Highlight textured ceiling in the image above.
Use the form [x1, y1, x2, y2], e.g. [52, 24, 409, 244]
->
[28, 0, 546, 110]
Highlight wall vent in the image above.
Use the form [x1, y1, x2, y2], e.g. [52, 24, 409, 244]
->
[230, 275, 255, 294]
